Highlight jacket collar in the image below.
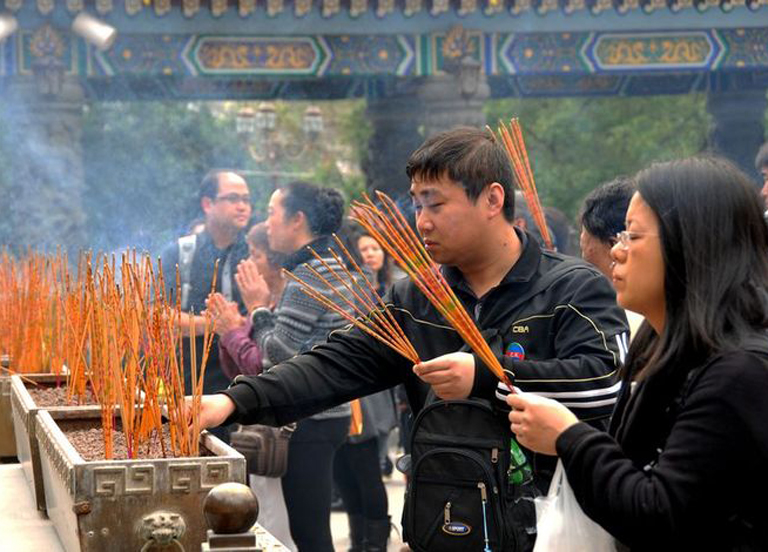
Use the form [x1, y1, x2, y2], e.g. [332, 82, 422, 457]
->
[198, 228, 246, 254]
[442, 228, 542, 297]
[283, 235, 336, 272]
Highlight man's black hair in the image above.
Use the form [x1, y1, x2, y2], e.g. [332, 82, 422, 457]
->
[579, 176, 635, 244]
[405, 127, 516, 222]
[278, 181, 345, 237]
[198, 169, 243, 206]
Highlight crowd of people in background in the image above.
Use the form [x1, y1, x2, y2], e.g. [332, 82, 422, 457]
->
[162, 129, 768, 552]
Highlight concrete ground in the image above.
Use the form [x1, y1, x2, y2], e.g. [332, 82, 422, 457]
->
[331, 466, 407, 552]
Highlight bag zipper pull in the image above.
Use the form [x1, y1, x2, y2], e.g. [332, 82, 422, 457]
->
[478, 481, 488, 502]
[444, 501, 452, 525]
[477, 482, 492, 552]
[491, 447, 499, 464]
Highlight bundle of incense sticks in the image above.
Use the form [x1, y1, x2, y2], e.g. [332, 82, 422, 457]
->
[493, 119, 553, 250]
[350, 192, 513, 390]
[283, 235, 419, 364]
[0, 248, 216, 459]
[0, 250, 63, 376]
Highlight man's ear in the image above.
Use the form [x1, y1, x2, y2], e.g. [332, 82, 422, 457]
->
[201, 196, 213, 215]
[486, 182, 506, 218]
[290, 210, 308, 233]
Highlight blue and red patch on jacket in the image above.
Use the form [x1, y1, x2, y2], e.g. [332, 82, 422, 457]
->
[504, 342, 525, 361]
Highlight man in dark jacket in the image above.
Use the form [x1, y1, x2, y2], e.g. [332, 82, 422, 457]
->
[195, 128, 628, 485]
[160, 170, 251, 398]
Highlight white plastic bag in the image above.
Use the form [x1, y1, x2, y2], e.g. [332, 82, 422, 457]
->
[533, 460, 617, 552]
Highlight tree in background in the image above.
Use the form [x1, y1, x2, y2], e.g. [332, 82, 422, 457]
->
[0, 94, 747, 255]
[485, 95, 711, 224]
[82, 101, 249, 255]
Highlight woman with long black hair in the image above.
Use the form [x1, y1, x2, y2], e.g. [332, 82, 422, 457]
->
[507, 156, 768, 550]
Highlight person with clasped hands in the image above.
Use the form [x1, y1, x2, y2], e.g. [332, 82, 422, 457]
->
[506, 157, 768, 550]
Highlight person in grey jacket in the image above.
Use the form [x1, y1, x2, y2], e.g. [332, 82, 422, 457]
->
[222, 181, 354, 552]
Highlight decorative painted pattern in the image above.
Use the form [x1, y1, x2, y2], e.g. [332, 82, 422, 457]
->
[718, 28, 768, 68]
[586, 31, 723, 71]
[17, 26, 78, 76]
[95, 33, 190, 76]
[9, 28, 768, 78]
[502, 32, 589, 74]
[323, 35, 414, 76]
[431, 25, 482, 73]
[188, 36, 329, 76]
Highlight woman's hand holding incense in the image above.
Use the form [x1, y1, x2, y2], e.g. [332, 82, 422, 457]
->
[414, 352, 475, 400]
[507, 392, 578, 456]
[236, 259, 270, 312]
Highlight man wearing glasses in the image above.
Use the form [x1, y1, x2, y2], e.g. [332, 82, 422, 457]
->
[160, 170, 252, 440]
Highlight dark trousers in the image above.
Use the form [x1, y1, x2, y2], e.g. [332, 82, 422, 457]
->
[281, 416, 350, 552]
[334, 438, 388, 520]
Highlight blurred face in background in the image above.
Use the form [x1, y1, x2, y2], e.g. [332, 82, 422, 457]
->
[266, 189, 300, 254]
[358, 235, 385, 273]
[248, 243, 272, 280]
[760, 166, 768, 210]
[204, 172, 251, 233]
[579, 228, 614, 280]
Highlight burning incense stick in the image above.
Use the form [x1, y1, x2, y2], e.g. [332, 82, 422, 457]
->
[350, 192, 513, 390]
[492, 120, 553, 250]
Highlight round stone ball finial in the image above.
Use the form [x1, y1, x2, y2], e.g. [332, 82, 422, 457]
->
[203, 482, 259, 534]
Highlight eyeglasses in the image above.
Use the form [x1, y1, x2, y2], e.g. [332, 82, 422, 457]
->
[215, 193, 252, 206]
[613, 230, 658, 250]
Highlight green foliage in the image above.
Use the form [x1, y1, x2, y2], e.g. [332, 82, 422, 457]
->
[485, 95, 711, 222]
[80, 99, 370, 253]
[0, 94, 719, 253]
[82, 101, 250, 253]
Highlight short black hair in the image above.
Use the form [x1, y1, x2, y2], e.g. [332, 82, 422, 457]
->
[579, 176, 635, 244]
[278, 181, 345, 237]
[755, 143, 768, 172]
[198, 169, 243, 205]
[405, 127, 516, 222]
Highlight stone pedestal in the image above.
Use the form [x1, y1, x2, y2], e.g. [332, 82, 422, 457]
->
[707, 90, 767, 182]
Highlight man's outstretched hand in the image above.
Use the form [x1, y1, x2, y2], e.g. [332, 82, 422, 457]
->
[188, 394, 238, 432]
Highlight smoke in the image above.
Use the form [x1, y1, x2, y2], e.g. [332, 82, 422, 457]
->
[0, 77, 87, 254]
[0, 84, 250, 258]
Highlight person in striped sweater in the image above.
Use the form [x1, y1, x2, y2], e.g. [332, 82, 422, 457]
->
[225, 181, 355, 552]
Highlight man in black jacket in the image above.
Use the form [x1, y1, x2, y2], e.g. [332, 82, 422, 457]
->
[195, 127, 628, 483]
